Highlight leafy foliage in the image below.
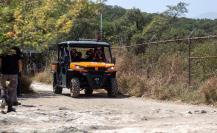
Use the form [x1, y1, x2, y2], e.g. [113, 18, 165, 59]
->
[163, 2, 189, 18]
[0, 0, 98, 53]
[1, 1, 217, 51]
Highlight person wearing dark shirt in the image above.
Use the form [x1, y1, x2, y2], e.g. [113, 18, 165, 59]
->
[94, 47, 105, 62]
[0, 47, 23, 113]
[86, 49, 94, 61]
[70, 49, 78, 62]
[75, 52, 82, 61]
[13, 47, 23, 97]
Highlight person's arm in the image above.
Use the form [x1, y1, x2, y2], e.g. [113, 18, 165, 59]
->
[17, 50, 23, 73]
[18, 60, 22, 73]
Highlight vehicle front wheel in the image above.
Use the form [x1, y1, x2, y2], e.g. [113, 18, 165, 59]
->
[53, 73, 62, 94]
[107, 78, 118, 97]
[70, 78, 80, 98]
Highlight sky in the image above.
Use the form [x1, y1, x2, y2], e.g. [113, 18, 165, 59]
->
[105, 0, 217, 19]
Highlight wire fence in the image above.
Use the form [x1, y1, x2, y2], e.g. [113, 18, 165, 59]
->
[22, 33, 217, 87]
[112, 34, 217, 87]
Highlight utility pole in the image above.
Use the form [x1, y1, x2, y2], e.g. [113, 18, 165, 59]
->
[100, 13, 103, 38]
[99, 0, 103, 40]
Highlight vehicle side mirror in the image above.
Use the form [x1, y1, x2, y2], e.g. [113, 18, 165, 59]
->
[112, 57, 116, 64]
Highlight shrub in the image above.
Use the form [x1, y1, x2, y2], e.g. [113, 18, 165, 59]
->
[118, 74, 148, 97]
[151, 83, 200, 103]
[20, 75, 33, 93]
[117, 52, 187, 97]
[33, 70, 52, 84]
[115, 40, 216, 105]
[199, 77, 217, 104]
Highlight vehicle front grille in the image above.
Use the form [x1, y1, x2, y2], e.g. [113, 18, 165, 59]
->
[86, 67, 106, 72]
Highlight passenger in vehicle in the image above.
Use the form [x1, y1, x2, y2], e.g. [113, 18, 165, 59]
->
[75, 52, 82, 61]
[85, 49, 94, 61]
[94, 47, 105, 62]
[70, 49, 78, 62]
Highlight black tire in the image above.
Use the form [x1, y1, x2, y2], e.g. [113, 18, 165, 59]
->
[53, 73, 62, 94]
[70, 78, 80, 98]
[107, 78, 118, 97]
[85, 89, 93, 96]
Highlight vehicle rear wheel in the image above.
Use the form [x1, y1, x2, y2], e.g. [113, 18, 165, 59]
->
[53, 73, 62, 94]
[70, 78, 80, 98]
[85, 89, 93, 96]
[107, 78, 118, 97]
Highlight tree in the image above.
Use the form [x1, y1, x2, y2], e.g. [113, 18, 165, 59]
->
[13, 0, 87, 50]
[143, 15, 169, 39]
[164, 2, 189, 19]
[0, 0, 99, 53]
[0, 0, 18, 54]
[67, 1, 99, 40]
[144, 2, 189, 39]
[125, 8, 145, 30]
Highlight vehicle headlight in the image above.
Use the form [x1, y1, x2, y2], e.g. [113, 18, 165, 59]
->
[75, 65, 85, 70]
[107, 66, 115, 71]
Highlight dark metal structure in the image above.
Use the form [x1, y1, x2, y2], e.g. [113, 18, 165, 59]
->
[22, 49, 45, 75]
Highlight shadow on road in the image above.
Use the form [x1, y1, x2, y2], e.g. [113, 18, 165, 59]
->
[19, 91, 56, 99]
[20, 90, 129, 100]
[63, 92, 129, 99]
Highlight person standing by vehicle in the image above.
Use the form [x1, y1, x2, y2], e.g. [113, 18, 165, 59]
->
[0, 46, 23, 112]
[13, 47, 23, 97]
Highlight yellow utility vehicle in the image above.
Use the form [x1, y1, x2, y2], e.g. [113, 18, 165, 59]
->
[51, 41, 118, 98]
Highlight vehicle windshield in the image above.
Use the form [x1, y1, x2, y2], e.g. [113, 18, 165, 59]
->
[59, 46, 112, 63]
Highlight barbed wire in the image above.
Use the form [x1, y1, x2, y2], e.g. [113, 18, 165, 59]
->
[111, 35, 217, 49]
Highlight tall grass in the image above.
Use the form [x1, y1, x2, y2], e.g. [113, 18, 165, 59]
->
[199, 77, 217, 104]
[115, 42, 217, 104]
[33, 70, 52, 84]
[20, 75, 34, 93]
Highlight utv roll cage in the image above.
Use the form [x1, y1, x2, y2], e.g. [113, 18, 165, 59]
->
[58, 41, 110, 47]
[57, 41, 114, 63]
[52, 40, 118, 97]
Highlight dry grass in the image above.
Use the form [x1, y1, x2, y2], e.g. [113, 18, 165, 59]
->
[199, 77, 217, 104]
[118, 74, 148, 97]
[20, 75, 34, 93]
[116, 51, 214, 104]
[33, 70, 52, 84]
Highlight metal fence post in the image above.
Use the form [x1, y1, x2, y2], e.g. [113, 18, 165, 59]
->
[188, 38, 192, 86]
[187, 30, 196, 87]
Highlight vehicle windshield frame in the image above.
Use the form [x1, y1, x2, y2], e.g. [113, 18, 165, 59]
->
[58, 45, 113, 63]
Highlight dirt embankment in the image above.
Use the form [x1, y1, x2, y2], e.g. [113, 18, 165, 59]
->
[1, 82, 217, 133]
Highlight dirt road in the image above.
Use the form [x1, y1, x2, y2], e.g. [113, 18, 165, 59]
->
[1, 82, 217, 133]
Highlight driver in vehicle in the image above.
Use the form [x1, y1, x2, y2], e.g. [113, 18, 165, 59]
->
[94, 47, 105, 62]
[85, 49, 94, 61]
